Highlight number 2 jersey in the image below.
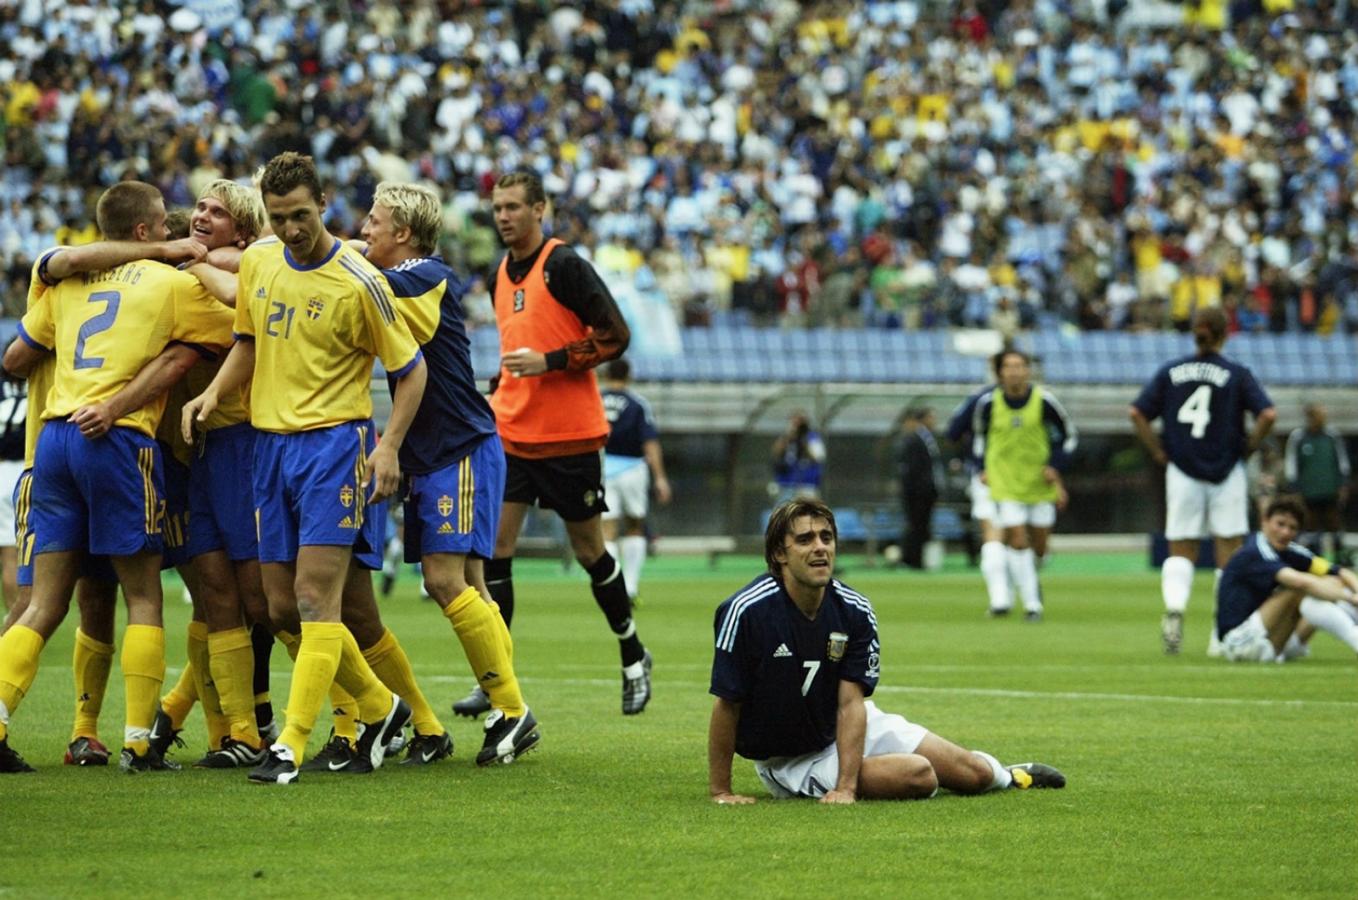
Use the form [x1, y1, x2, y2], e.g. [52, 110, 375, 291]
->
[710, 574, 880, 761]
[1132, 351, 1273, 484]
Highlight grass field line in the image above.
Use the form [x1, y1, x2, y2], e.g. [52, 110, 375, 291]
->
[501, 660, 1345, 677]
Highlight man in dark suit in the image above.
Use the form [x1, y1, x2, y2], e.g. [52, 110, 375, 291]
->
[899, 407, 941, 569]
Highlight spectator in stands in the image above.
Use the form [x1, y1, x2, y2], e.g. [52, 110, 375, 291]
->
[771, 411, 826, 503]
[1285, 404, 1351, 562]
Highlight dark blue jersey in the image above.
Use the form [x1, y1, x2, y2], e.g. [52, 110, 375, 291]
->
[382, 256, 497, 475]
[946, 385, 990, 470]
[710, 574, 880, 761]
[1216, 532, 1335, 637]
[0, 379, 26, 462]
[602, 387, 658, 459]
[1132, 351, 1272, 484]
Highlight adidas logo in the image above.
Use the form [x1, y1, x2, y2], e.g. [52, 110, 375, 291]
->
[773, 643, 793, 658]
[479, 670, 499, 682]
[338, 515, 356, 528]
[437, 522, 454, 534]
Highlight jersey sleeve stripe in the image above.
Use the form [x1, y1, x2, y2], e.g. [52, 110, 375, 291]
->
[231, 332, 255, 342]
[387, 349, 423, 380]
[716, 578, 779, 650]
[834, 582, 880, 631]
[15, 322, 50, 353]
[339, 257, 398, 326]
[167, 340, 218, 361]
[1255, 532, 1278, 561]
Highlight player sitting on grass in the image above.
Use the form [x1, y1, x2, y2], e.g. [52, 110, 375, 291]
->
[707, 498, 1065, 804]
[1216, 495, 1358, 663]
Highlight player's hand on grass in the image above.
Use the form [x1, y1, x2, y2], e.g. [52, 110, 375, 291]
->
[69, 402, 115, 439]
[820, 788, 856, 805]
[364, 443, 400, 502]
[182, 391, 217, 445]
[711, 791, 756, 805]
[502, 347, 547, 378]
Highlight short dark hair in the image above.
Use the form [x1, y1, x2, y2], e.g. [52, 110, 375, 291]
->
[164, 207, 192, 240]
[605, 358, 631, 381]
[992, 348, 1029, 377]
[259, 151, 324, 203]
[764, 498, 837, 576]
[494, 170, 547, 206]
[95, 182, 164, 240]
[1264, 494, 1307, 524]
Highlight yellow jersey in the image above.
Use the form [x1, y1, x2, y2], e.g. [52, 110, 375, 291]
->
[235, 236, 421, 433]
[20, 256, 234, 439]
[19, 251, 60, 467]
[184, 356, 250, 432]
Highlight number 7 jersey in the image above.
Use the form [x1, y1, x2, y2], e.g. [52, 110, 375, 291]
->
[18, 253, 234, 438]
[1132, 350, 1273, 484]
[235, 237, 422, 433]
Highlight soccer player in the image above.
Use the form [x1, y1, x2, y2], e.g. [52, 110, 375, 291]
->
[0, 181, 234, 773]
[1215, 495, 1358, 662]
[707, 498, 1065, 804]
[600, 357, 671, 603]
[1130, 306, 1276, 654]
[352, 180, 537, 765]
[183, 152, 428, 783]
[460, 170, 649, 718]
[946, 383, 1011, 612]
[1284, 403, 1350, 560]
[972, 350, 1077, 621]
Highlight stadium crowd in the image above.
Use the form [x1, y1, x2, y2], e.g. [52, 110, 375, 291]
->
[2, 0, 1358, 337]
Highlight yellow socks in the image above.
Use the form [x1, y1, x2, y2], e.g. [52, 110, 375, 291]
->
[328, 684, 359, 743]
[444, 586, 525, 717]
[121, 623, 165, 754]
[278, 621, 344, 764]
[185, 621, 229, 749]
[208, 627, 262, 748]
[333, 627, 393, 724]
[275, 628, 301, 661]
[71, 628, 114, 742]
[160, 662, 198, 728]
[0, 625, 45, 742]
[364, 628, 443, 736]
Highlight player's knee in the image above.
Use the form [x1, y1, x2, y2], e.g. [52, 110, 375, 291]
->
[422, 571, 468, 604]
[958, 754, 997, 794]
[898, 756, 939, 799]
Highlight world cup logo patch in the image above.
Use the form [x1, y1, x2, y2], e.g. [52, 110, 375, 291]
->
[438, 494, 454, 517]
[340, 485, 354, 508]
[827, 631, 848, 662]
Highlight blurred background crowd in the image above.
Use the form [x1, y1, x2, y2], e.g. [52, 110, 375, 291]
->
[2, 0, 1357, 338]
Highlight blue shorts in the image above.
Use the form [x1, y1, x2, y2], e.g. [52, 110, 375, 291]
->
[354, 496, 387, 571]
[161, 445, 191, 570]
[14, 467, 116, 587]
[404, 434, 504, 562]
[253, 421, 379, 564]
[187, 422, 259, 562]
[30, 421, 163, 558]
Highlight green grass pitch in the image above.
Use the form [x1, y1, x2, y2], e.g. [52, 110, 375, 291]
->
[2, 553, 1355, 898]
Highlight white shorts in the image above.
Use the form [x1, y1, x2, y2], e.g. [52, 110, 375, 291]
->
[995, 500, 1057, 529]
[1221, 611, 1280, 663]
[601, 462, 648, 522]
[0, 459, 24, 548]
[754, 701, 928, 799]
[969, 475, 997, 522]
[1165, 462, 1248, 541]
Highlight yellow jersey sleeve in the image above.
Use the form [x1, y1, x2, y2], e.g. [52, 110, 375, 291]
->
[348, 259, 421, 378]
[19, 250, 61, 467]
[18, 289, 55, 351]
[169, 276, 235, 352]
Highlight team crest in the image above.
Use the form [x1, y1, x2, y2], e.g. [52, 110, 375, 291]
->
[306, 297, 326, 320]
[340, 485, 354, 508]
[437, 494, 454, 517]
[513, 289, 526, 312]
[827, 631, 848, 662]
[583, 489, 597, 507]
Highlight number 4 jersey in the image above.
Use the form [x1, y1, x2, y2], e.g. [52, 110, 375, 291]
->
[1132, 351, 1273, 484]
[19, 249, 234, 439]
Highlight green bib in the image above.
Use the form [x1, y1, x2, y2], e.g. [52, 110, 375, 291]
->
[985, 387, 1057, 504]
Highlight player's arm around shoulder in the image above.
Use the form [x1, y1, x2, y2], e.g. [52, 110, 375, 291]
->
[707, 696, 755, 805]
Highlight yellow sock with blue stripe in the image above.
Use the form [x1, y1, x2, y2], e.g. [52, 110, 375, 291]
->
[333, 627, 394, 724]
[71, 628, 115, 742]
[0, 625, 45, 742]
[328, 684, 359, 743]
[208, 627, 262, 748]
[444, 586, 525, 718]
[185, 621, 229, 749]
[278, 622, 344, 764]
[121, 624, 165, 754]
[364, 628, 443, 736]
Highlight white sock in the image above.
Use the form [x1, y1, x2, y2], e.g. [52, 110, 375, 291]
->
[973, 750, 1012, 791]
[620, 535, 647, 600]
[622, 658, 645, 678]
[1281, 633, 1310, 661]
[1300, 597, 1358, 653]
[125, 725, 150, 745]
[1008, 548, 1041, 612]
[980, 541, 1011, 611]
[1161, 556, 1194, 614]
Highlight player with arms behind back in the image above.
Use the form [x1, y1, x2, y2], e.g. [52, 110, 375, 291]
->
[1130, 307, 1276, 655]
